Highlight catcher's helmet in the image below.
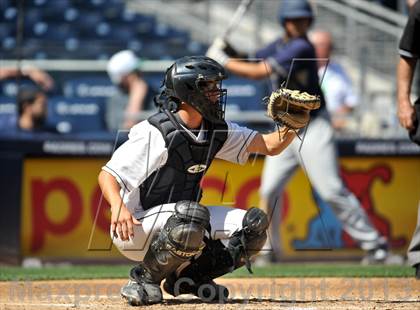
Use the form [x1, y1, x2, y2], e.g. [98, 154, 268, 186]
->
[278, 0, 314, 25]
[161, 56, 227, 123]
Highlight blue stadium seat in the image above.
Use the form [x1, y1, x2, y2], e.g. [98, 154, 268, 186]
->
[71, 0, 123, 11]
[131, 16, 157, 37]
[102, 2, 126, 21]
[1, 36, 16, 54]
[153, 23, 189, 41]
[3, 6, 17, 22]
[119, 9, 147, 23]
[25, 0, 71, 10]
[138, 37, 198, 59]
[21, 39, 67, 59]
[24, 9, 44, 28]
[23, 7, 79, 27]
[138, 40, 169, 59]
[0, 24, 14, 39]
[0, 0, 11, 11]
[223, 77, 269, 111]
[76, 12, 104, 32]
[61, 40, 122, 59]
[93, 23, 135, 41]
[63, 77, 117, 98]
[46, 96, 107, 133]
[26, 22, 76, 40]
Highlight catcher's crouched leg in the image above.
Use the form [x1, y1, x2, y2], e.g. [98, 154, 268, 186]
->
[121, 201, 210, 306]
[163, 207, 268, 302]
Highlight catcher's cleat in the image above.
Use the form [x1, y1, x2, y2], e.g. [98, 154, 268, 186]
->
[163, 272, 229, 303]
[120, 264, 163, 306]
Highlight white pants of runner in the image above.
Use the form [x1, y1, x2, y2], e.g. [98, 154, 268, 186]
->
[260, 112, 382, 257]
[112, 203, 246, 262]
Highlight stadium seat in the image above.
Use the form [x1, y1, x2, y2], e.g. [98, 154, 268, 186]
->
[3, 7, 17, 23]
[46, 96, 107, 133]
[76, 12, 104, 33]
[153, 23, 190, 41]
[223, 77, 269, 111]
[0, 0, 11, 11]
[1, 37, 16, 56]
[93, 23, 135, 41]
[63, 77, 117, 98]
[26, 22, 76, 40]
[0, 24, 14, 40]
[25, 0, 71, 10]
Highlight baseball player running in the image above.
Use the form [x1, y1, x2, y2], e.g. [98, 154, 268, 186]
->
[98, 56, 317, 305]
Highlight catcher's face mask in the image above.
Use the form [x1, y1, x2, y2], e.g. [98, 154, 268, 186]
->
[163, 56, 228, 123]
[193, 78, 227, 123]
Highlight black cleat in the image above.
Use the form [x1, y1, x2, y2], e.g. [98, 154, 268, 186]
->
[120, 265, 163, 306]
[163, 273, 229, 303]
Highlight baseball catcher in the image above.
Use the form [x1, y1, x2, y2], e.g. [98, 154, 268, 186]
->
[98, 56, 319, 306]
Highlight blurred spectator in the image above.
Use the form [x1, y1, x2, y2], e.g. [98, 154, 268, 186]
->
[106, 50, 148, 130]
[397, 0, 420, 279]
[311, 30, 359, 132]
[16, 86, 56, 133]
[0, 67, 54, 91]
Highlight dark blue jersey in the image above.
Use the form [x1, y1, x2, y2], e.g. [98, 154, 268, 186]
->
[255, 36, 326, 116]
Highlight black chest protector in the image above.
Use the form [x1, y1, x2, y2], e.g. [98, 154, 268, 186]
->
[140, 111, 228, 210]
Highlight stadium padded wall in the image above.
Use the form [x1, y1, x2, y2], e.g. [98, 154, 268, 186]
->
[0, 153, 23, 265]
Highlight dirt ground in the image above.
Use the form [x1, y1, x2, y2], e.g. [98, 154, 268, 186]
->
[0, 278, 419, 309]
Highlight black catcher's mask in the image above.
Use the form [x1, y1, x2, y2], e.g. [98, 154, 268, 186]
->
[157, 56, 228, 123]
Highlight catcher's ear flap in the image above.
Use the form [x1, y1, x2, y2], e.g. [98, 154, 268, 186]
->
[154, 91, 180, 113]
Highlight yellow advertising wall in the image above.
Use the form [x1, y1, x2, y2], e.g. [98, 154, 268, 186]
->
[21, 157, 420, 260]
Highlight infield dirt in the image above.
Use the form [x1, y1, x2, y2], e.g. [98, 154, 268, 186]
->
[0, 278, 419, 309]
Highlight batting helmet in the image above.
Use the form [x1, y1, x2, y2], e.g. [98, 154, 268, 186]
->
[162, 56, 228, 123]
[278, 0, 314, 25]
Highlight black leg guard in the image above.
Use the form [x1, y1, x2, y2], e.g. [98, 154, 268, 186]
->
[163, 207, 268, 302]
[229, 207, 269, 273]
[122, 201, 210, 306]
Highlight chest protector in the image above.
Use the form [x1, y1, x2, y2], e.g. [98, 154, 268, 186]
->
[140, 111, 228, 210]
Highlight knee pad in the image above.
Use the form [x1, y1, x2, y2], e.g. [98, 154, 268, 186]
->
[242, 207, 269, 255]
[228, 207, 269, 272]
[143, 201, 210, 283]
[164, 208, 269, 283]
[165, 200, 210, 257]
[243, 207, 269, 236]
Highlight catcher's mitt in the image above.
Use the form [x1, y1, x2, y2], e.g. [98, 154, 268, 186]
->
[267, 87, 321, 130]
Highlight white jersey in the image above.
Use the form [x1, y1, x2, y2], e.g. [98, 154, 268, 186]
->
[103, 118, 257, 217]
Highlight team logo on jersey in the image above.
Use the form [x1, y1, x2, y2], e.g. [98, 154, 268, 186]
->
[187, 164, 207, 174]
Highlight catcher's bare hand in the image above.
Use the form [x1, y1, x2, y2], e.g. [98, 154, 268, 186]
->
[111, 203, 141, 241]
[267, 87, 321, 130]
